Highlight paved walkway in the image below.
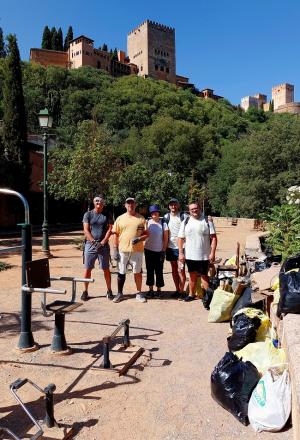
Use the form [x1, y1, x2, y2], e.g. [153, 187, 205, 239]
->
[0, 226, 293, 439]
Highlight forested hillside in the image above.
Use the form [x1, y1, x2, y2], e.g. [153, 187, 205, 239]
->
[1, 61, 300, 217]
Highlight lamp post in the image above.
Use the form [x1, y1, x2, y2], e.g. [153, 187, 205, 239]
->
[38, 108, 53, 257]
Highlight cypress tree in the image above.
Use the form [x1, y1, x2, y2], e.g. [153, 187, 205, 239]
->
[101, 43, 108, 52]
[112, 48, 118, 61]
[2, 34, 27, 165]
[50, 27, 57, 50]
[64, 26, 73, 51]
[41, 25, 51, 50]
[0, 27, 6, 58]
[269, 99, 274, 112]
[56, 27, 63, 51]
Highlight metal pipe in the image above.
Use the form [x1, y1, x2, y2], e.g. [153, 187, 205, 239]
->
[22, 286, 66, 294]
[0, 189, 30, 224]
[102, 336, 111, 368]
[43, 384, 56, 428]
[0, 245, 24, 253]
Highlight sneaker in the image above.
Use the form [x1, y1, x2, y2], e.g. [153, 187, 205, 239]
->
[81, 291, 89, 301]
[136, 293, 147, 303]
[171, 291, 180, 298]
[146, 290, 154, 299]
[154, 290, 161, 298]
[106, 289, 114, 300]
[184, 295, 195, 302]
[113, 292, 124, 303]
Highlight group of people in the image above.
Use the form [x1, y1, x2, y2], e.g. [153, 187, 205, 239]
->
[80, 195, 217, 304]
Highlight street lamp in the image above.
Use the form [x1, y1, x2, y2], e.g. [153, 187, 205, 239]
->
[38, 108, 53, 257]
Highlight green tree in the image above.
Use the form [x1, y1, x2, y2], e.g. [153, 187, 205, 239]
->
[64, 26, 73, 51]
[41, 25, 51, 49]
[50, 27, 57, 50]
[1, 35, 28, 190]
[269, 99, 274, 112]
[112, 48, 118, 61]
[56, 27, 63, 51]
[49, 121, 122, 201]
[101, 43, 108, 52]
[0, 27, 6, 58]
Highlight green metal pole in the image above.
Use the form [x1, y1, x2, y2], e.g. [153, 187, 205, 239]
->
[18, 222, 35, 349]
[42, 131, 51, 257]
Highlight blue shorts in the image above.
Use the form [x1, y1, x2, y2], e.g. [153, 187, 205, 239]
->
[166, 247, 179, 262]
[84, 242, 110, 270]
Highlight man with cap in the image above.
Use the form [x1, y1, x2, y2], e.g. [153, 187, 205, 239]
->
[163, 198, 188, 298]
[144, 204, 169, 298]
[81, 195, 113, 301]
[112, 197, 148, 303]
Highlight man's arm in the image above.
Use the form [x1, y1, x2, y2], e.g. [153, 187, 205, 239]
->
[178, 237, 185, 263]
[209, 234, 217, 262]
[163, 229, 169, 251]
[83, 222, 94, 242]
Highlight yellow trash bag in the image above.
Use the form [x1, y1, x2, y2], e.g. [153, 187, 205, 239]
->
[233, 307, 271, 341]
[185, 276, 204, 298]
[273, 288, 280, 305]
[225, 255, 236, 266]
[235, 340, 286, 374]
[208, 288, 239, 322]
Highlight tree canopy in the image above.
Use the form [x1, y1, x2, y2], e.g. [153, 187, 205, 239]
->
[1, 61, 300, 217]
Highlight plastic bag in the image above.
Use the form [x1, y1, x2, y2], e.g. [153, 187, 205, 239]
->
[211, 352, 260, 425]
[248, 369, 291, 432]
[277, 254, 300, 316]
[233, 307, 271, 342]
[208, 288, 239, 322]
[202, 287, 214, 310]
[235, 340, 286, 374]
[227, 313, 261, 351]
[231, 287, 264, 318]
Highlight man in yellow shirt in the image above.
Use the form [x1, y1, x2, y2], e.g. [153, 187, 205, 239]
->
[112, 197, 148, 303]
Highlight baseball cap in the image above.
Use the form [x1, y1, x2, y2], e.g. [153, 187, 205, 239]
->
[149, 204, 160, 214]
[169, 198, 179, 204]
[125, 197, 135, 203]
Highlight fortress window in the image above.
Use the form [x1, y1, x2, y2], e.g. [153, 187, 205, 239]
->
[160, 66, 164, 71]
[155, 64, 158, 70]
[166, 67, 169, 73]
[141, 65, 143, 71]
[97, 61, 101, 69]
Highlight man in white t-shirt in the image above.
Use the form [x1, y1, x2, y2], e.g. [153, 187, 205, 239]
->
[178, 201, 217, 302]
[164, 198, 188, 298]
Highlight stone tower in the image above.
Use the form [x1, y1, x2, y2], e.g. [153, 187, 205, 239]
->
[272, 83, 294, 110]
[127, 20, 176, 84]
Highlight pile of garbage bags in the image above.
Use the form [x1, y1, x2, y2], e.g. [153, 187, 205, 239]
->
[206, 252, 295, 431]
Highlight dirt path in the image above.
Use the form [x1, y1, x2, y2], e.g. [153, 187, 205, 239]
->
[0, 226, 292, 439]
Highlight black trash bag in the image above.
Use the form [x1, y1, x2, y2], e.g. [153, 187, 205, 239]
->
[231, 287, 264, 319]
[210, 277, 219, 290]
[254, 261, 268, 272]
[202, 287, 214, 310]
[211, 352, 260, 425]
[227, 313, 261, 351]
[277, 254, 300, 316]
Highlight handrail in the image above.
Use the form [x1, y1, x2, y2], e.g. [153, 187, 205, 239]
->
[0, 189, 30, 224]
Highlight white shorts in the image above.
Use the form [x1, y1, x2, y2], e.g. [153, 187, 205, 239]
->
[118, 252, 143, 274]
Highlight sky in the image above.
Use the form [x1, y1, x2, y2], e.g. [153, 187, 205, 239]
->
[1, 0, 300, 104]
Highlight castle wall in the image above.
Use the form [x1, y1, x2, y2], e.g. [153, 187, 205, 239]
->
[30, 49, 69, 68]
[272, 83, 294, 110]
[275, 102, 300, 114]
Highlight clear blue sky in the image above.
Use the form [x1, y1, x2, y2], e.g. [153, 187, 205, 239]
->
[1, 0, 300, 104]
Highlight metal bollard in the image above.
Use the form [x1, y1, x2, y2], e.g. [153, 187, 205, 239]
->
[123, 320, 130, 347]
[44, 384, 57, 428]
[51, 314, 68, 353]
[102, 336, 111, 368]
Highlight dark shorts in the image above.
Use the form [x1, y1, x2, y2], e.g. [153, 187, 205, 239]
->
[166, 247, 179, 262]
[84, 242, 110, 270]
[186, 259, 209, 275]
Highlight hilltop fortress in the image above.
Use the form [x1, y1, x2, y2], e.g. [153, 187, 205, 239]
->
[30, 19, 222, 101]
[241, 83, 300, 114]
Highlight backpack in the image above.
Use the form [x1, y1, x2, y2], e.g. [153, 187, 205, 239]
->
[164, 212, 187, 225]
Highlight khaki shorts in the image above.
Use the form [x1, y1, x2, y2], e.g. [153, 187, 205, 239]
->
[118, 252, 143, 274]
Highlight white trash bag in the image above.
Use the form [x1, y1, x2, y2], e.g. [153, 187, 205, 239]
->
[248, 368, 291, 432]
